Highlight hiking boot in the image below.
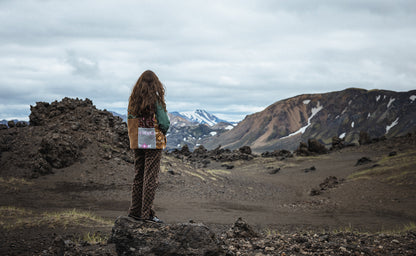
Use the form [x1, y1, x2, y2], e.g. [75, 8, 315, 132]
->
[147, 216, 164, 223]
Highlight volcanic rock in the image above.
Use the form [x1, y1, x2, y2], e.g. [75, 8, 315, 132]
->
[7, 120, 15, 128]
[308, 139, 328, 154]
[108, 216, 223, 256]
[239, 146, 252, 155]
[226, 217, 258, 238]
[356, 157, 372, 166]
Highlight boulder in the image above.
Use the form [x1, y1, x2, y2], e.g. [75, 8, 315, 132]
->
[307, 139, 328, 154]
[331, 136, 345, 150]
[355, 157, 372, 166]
[238, 146, 252, 155]
[295, 142, 310, 156]
[15, 121, 27, 127]
[108, 216, 223, 256]
[261, 149, 293, 158]
[226, 217, 258, 238]
[7, 120, 15, 128]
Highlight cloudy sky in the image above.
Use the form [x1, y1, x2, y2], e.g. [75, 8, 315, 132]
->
[1, 0, 415, 121]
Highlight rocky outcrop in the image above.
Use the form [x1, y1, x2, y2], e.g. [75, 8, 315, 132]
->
[108, 216, 223, 256]
[169, 145, 255, 167]
[261, 149, 293, 159]
[295, 139, 328, 156]
[0, 97, 130, 178]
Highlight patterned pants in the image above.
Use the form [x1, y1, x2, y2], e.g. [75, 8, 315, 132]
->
[129, 149, 162, 219]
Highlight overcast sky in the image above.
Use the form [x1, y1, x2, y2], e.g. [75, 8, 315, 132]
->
[1, 0, 415, 121]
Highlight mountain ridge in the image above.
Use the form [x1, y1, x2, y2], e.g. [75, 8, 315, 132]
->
[203, 88, 416, 151]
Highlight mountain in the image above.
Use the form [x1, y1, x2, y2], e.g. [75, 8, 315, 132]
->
[110, 111, 126, 122]
[203, 88, 416, 152]
[171, 110, 230, 126]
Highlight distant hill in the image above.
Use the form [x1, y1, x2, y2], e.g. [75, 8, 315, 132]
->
[170, 110, 231, 126]
[166, 110, 235, 150]
[203, 88, 416, 151]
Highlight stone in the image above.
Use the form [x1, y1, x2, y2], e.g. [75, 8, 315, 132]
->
[239, 146, 252, 155]
[355, 157, 372, 166]
[227, 217, 258, 238]
[269, 168, 280, 174]
[108, 216, 223, 256]
[7, 120, 15, 128]
[308, 139, 328, 154]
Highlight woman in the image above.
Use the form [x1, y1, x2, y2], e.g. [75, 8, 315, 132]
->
[127, 70, 170, 223]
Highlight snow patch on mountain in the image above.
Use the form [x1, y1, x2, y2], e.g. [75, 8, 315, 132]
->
[176, 109, 230, 126]
[281, 102, 323, 139]
[386, 118, 399, 134]
[225, 125, 234, 130]
[303, 100, 310, 105]
[387, 98, 395, 108]
[410, 95, 416, 103]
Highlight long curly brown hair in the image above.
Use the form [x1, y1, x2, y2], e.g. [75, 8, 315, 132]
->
[128, 70, 166, 118]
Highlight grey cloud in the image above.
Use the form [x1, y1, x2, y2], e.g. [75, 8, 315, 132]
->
[65, 50, 99, 77]
[0, 0, 415, 121]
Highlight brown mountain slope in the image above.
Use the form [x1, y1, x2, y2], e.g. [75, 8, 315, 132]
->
[203, 88, 416, 151]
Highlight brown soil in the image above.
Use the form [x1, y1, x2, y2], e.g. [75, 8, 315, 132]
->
[1, 136, 416, 255]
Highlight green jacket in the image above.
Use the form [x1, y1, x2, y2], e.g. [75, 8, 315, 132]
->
[155, 102, 170, 134]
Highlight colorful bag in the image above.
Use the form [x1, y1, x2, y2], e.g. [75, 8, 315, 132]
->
[138, 127, 156, 149]
[128, 114, 167, 150]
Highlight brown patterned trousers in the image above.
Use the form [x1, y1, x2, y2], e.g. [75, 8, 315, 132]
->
[129, 148, 162, 219]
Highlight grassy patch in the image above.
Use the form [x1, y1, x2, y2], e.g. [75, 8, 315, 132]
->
[80, 231, 109, 245]
[181, 169, 206, 181]
[348, 151, 416, 184]
[206, 169, 231, 176]
[0, 207, 112, 230]
[0, 177, 33, 191]
[43, 208, 113, 229]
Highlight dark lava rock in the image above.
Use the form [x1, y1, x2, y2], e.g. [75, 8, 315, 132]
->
[356, 157, 372, 166]
[108, 216, 223, 256]
[238, 146, 252, 155]
[308, 139, 328, 154]
[39, 135, 83, 168]
[310, 176, 342, 196]
[221, 164, 234, 169]
[179, 144, 191, 156]
[7, 120, 15, 128]
[261, 149, 293, 158]
[15, 121, 27, 127]
[295, 142, 310, 156]
[304, 166, 316, 173]
[319, 176, 339, 190]
[389, 151, 397, 157]
[331, 136, 345, 150]
[295, 139, 327, 156]
[269, 167, 280, 174]
[0, 124, 7, 130]
[226, 217, 258, 238]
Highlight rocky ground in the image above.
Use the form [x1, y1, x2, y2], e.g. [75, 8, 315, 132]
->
[1, 98, 416, 255]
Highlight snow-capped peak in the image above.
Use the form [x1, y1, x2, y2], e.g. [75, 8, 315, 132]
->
[176, 109, 229, 126]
